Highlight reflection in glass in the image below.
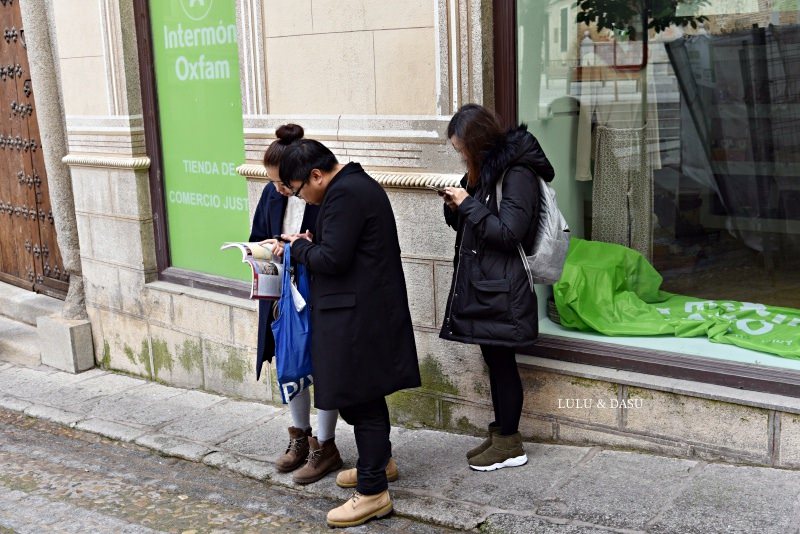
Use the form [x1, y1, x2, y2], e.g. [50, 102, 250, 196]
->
[518, 0, 800, 309]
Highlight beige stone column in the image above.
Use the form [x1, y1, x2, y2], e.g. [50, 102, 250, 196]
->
[19, 0, 85, 320]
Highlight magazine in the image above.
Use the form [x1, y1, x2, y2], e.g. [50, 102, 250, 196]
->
[220, 241, 284, 300]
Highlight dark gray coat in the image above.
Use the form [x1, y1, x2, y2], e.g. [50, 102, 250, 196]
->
[291, 162, 421, 410]
[439, 126, 554, 350]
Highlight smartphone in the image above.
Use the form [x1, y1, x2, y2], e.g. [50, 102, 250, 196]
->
[272, 234, 290, 243]
[425, 184, 448, 195]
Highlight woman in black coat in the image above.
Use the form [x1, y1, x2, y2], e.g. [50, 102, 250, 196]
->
[249, 124, 343, 486]
[279, 139, 420, 528]
[439, 104, 554, 472]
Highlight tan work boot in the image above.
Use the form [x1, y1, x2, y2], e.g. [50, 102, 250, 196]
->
[292, 436, 343, 485]
[468, 431, 527, 472]
[326, 490, 393, 528]
[466, 423, 500, 460]
[335, 457, 398, 488]
[275, 426, 310, 473]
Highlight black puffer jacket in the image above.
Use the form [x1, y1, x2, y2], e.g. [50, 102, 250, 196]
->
[439, 125, 554, 350]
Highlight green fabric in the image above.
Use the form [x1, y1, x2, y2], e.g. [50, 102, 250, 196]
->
[553, 239, 800, 359]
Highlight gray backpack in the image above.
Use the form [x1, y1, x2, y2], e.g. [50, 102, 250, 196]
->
[496, 169, 570, 288]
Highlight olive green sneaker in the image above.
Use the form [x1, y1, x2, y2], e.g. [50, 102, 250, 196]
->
[466, 423, 500, 460]
[468, 432, 527, 471]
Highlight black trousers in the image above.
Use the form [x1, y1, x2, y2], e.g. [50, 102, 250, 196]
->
[480, 344, 523, 436]
[338, 397, 391, 495]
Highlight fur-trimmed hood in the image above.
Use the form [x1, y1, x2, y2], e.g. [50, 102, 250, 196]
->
[478, 124, 555, 189]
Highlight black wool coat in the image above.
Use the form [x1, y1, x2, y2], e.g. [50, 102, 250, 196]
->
[291, 162, 421, 410]
[439, 125, 555, 350]
[248, 183, 319, 380]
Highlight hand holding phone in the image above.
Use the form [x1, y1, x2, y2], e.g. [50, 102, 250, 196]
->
[425, 184, 448, 195]
[272, 234, 290, 243]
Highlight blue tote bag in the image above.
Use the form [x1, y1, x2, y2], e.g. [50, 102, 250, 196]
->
[271, 243, 313, 403]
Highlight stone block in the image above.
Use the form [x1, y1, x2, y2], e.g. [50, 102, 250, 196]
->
[109, 169, 152, 218]
[58, 57, 109, 116]
[80, 259, 121, 311]
[202, 451, 273, 481]
[312, 0, 432, 32]
[134, 433, 212, 462]
[778, 412, 800, 468]
[37, 315, 95, 374]
[88, 216, 146, 268]
[402, 260, 435, 327]
[140, 285, 173, 326]
[147, 324, 204, 389]
[387, 390, 438, 428]
[624, 387, 770, 456]
[75, 418, 146, 442]
[413, 330, 484, 399]
[266, 31, 375, 114]
[75, 213, 94, 259]
[70, 167, 111, 214]
[173, 293, 231, 343]
[24, 404, 84, 426]
[390, 189, 456, 260]
[519, 413, 557, 441]
[231, 306, 258, 350]
[158, 398, 276, 445]
[263, 0, 312, 37]
[440, 400, 493, 435]
[649, 464, 800, 534]
[520, 369, 620, 427]
[202, 340, 270, 402]
[433, 261, 453, 325]
[117, 267, 147, 316]
[96, 309, 152, 378]
[85, 305, 105, 365]
[375, 28, 436, 115]
[52, 0, 104, 58]
[540, 450, 698, 531]
[557, 423, 689, 458]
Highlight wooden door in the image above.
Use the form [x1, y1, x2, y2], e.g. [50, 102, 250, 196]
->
[0, 0, 67, 298]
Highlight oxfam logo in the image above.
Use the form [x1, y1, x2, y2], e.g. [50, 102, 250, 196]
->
[179, 0, 214, 21]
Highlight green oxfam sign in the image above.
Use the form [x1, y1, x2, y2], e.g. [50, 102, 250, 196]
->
[149, 0, 249, 280]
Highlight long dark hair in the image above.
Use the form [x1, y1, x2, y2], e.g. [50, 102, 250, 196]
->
[279, 139, 338, 188]
[447, 104, 504, 187]
[263, 123, 304, 168]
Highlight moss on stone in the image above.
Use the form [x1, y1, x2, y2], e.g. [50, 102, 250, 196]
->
[101, 340, 111, 368]
[220, 346, 247, 383]
[123, 343, 137, 366]
[122, 340, 152, 378]
[150, 338, 173, 380]
[387, 390, 438, 428]
[419, 354, 458, 396]
[177, 339, 202, 373]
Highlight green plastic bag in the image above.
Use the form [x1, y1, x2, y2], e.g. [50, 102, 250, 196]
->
[553, 239, 800, 359]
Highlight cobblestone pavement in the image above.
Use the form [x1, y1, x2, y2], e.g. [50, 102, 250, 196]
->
[0, 409, 455, 533]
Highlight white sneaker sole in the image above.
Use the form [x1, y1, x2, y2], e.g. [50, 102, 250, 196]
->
[469, 454, 528, 472]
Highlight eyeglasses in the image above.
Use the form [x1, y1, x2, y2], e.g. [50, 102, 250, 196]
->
[289, 180, 306, 198]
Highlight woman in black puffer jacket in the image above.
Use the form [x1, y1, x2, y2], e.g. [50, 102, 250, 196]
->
[439, 104, 554, 472]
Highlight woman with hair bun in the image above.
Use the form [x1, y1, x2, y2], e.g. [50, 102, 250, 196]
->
[248, 123, 342, 485]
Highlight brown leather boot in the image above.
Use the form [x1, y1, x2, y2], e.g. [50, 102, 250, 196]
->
[326, 490, 393, 528]
[292, 436, 343, 485]
[275, 426, 310, 473]
[335, 457, 398, 488]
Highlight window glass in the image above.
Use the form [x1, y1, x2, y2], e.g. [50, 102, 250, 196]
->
[519, 0, 800, 361]
[149, 0, 248, 280]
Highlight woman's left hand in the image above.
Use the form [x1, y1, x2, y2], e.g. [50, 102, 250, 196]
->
[280, 230, 313, 245]
[443, 187, 469, 207]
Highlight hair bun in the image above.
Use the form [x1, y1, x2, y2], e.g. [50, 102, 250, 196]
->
[275, 123, 304, 145]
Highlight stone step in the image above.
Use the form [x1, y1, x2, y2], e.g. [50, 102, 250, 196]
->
[0, 282, 62, 326]
[0, 315, 40, 367]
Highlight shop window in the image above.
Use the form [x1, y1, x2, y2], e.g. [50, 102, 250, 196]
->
[516, 0, 800, 374]
[135, 0, 250, 294]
